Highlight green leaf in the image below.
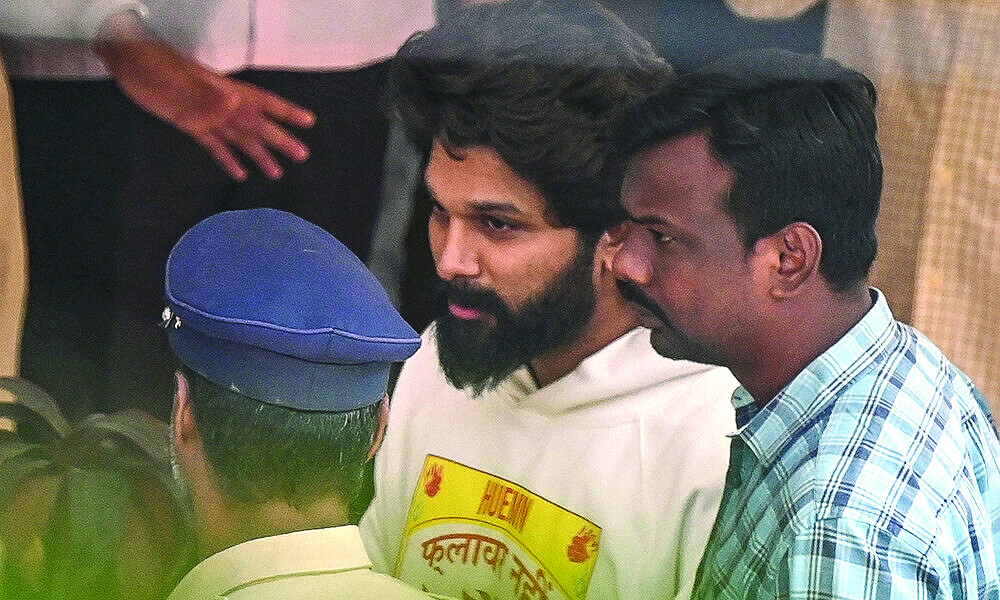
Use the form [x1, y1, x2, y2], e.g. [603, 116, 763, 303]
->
[0, 378, 70, 441]
[0, 453, 52, 508]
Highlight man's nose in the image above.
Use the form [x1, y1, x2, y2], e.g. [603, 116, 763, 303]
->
[612, 223, 654, 287]
[435, 225, 481, 281]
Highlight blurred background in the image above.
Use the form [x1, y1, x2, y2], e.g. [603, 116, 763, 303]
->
[3, 0, 998, 424]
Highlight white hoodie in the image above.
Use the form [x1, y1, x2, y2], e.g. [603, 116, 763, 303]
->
[362, 326, 738, 600]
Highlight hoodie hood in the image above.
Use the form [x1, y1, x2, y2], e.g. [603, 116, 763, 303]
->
[423, 325, 732, 419]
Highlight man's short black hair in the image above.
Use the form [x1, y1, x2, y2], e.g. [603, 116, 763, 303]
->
[617, 49, 882, 291]
[391, 0, 674, 242]
[181, 366, 379, 521]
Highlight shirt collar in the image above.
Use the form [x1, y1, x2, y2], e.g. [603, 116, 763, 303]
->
[168, 525, 371, 600]
[495, 327, 719, 416]
[731, 288, 898, 467]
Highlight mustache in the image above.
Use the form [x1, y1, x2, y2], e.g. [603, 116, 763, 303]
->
[615, 279, 672, 326]
[435, 278, 511, 317]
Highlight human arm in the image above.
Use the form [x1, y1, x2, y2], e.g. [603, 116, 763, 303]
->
[92, 8, 314, 180]
[788, 518, 943, 599]
[0, 55, 26, 383]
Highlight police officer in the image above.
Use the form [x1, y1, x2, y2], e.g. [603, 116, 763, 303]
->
[162, 208, 437, 599]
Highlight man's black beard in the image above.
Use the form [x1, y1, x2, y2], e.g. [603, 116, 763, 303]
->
[435, 248, 597, 395]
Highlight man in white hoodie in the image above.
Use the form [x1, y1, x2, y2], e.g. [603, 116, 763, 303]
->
[360, 3, 739, 599]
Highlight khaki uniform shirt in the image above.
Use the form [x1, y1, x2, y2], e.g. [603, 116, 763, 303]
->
[167, 525, 443, 600]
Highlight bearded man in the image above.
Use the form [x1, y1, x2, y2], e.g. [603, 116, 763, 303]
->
[359, 3, 739, 599]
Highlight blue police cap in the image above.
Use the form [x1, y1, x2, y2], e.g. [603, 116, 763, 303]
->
[163, 208, 420, 411]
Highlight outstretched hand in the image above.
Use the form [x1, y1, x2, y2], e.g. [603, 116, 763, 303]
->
[95, 10, 315, 180]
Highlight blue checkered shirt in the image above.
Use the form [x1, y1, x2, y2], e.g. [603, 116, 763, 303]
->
[691, 289, 1000, 600]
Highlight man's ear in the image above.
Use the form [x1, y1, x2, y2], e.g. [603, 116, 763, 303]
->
[756, 222, 822, 299]
[596, 224, 628, 275]
[367, 395, 390, 462]
[172, 371, 200, 449]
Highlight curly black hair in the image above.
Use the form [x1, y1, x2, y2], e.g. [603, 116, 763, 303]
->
[391, 0, 674, 241]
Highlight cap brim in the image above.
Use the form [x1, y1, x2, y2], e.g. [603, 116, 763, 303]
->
[168, 326, 389, 412]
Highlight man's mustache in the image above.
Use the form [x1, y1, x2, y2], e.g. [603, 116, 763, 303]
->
[436, 278, 511, 317]
[615, 279, 672, 327]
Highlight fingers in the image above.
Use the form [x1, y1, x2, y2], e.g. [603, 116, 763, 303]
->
[256, 118, 310, 163]
[190, 83, 315, 180]
[194, 131, 249, 181]
[232, 139, 284, 180]
[259, 90, 316, 129]
[218, 115, 298, 179]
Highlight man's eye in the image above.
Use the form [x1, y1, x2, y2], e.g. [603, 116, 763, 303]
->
[483, 217, 515, 231]
[429, 202, 449, 224]
[648, 228, 674, 244]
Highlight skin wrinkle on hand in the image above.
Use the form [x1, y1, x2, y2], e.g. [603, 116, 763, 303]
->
[93, 8, 315, 181]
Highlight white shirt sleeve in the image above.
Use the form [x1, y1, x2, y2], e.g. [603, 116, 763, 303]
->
[1, 0, 148, 40]
[724, 0, 822, 20]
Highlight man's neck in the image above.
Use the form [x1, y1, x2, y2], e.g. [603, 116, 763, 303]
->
[529, 292, 638, 388]
[197, 495, 350, 559]
[735, 285, 874, 407]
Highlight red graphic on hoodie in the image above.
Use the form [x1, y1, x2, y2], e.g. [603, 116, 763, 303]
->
[567, 527, 599, 563]
[424, 463, 443, 497]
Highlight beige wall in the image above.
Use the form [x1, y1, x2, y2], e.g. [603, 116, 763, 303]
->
[729, 0, 1000, 421]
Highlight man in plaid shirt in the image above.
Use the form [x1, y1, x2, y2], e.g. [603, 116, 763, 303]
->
[611, 48, 1000, 599]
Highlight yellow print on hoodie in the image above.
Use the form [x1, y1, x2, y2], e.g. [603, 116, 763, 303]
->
[396, 455, 602, 600]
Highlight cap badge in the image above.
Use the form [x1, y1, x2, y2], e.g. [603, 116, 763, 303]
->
[159, 306, 183, 330]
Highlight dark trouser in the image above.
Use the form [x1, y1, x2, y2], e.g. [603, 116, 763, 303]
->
[14, 63, 390, 421]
